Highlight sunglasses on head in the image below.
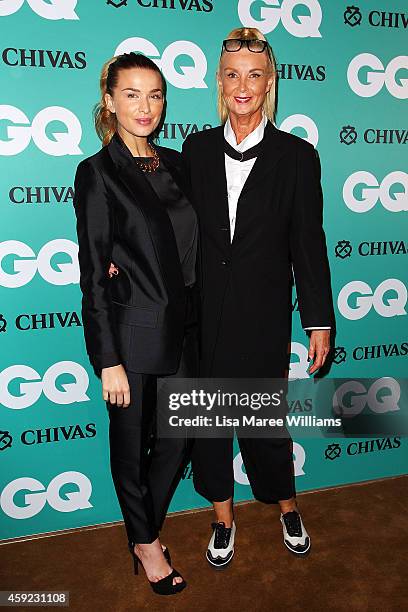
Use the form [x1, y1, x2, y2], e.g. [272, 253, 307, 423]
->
[221, 38, 272, 58]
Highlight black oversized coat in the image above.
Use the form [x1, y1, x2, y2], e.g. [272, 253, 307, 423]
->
[182, 121, 335, 377]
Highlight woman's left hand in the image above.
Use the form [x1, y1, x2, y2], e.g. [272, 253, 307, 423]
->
[108, 262, 119, 277]
[307, 330, 331, 374]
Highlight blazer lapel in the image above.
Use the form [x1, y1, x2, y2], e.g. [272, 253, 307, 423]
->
[232, 122, 289, 243]
[106, 134, 184, 297]
[239, 121, 286, 197]
[203, 127, 231, 244]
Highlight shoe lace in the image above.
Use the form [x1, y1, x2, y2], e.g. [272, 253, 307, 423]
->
[212, 522, 232, 549]
[283, 511, 302, 537]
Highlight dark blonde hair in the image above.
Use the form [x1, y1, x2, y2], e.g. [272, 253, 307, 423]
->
[94, 52, 166, 146]
[217, 27, 277, 124]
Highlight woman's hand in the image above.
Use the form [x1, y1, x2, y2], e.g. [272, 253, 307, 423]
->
[307, 330, 330, 374]
[108, 262, 119, 277]
[101, 365, 130, 407]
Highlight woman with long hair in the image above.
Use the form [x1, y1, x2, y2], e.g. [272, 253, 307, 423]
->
[73, 52, 198, 594]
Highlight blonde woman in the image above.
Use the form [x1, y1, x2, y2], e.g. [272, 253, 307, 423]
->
[73, 52, 199, 594]
[182, 28, 335, 567]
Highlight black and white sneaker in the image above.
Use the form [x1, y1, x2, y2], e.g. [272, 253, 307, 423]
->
[280, 510, 311, 555]
[206, 521, 236, 569]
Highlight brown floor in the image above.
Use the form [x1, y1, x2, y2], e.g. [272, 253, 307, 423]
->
[1, 476, 407, 612]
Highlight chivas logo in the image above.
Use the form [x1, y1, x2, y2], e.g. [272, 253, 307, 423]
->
[276, 63, 325, 81]
[107, 0, 127, 7]
[347, 437, 401, 455]
[344, 5, 362, 27]
[10, 186, 74, 204]
[325, 443, 341, 460]
[0, 431, 12, 451]
[288, 398, 312, 412]
[108, 0, 213, 11]
[335, 240, 408, 258]
[353, 342, 408, 360]
[16, 311, 82, 331]
[2, 48, 86, 69]
[333, 347, 347, 365]
[340, 125, 357, 145]
[364, 129, 408, 144]
[335, 240, 352, 259]
[21, 423, 96, 445]
[160, 122, 212, 140]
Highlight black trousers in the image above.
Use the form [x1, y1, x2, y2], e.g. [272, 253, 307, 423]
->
[191, 325, 296, 505]
[191, 436, 295, 504]
[107, 287, 198, 544]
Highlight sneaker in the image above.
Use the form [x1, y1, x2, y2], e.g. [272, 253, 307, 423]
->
[280, 510, 310, 555]
[206, 521, 236, 568]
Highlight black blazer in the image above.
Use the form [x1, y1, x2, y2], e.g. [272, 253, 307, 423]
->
[73, 133, 189, 376]
[182, 121, 335, 377]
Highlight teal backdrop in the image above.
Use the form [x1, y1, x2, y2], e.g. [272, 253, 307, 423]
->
[0, 0, 407, 539]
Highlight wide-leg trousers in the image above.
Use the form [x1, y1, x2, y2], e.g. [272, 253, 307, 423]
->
[191, 328, 296, 504]
[107, 288, 198, 544]
[191, 436, 295, 504]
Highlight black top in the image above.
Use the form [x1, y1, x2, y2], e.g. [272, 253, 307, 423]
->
[134, 156, 198, 287]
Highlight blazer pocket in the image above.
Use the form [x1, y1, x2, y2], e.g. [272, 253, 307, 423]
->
[112, 301, 159, 328]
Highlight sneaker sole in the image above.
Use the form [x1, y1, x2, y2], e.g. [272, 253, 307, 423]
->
[283, 539, 311, 556]
[206, 549, 234, 569]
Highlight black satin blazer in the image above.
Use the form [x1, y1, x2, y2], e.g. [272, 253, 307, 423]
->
[73, 133, 189, 376]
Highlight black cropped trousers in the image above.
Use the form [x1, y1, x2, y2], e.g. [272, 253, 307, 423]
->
[191, 325, 296, 505]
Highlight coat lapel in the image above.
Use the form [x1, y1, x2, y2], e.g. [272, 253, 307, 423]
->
[106, 134, 184, 298]
[202, 127, 231, 244]
[239, 121, 286, 197]
[232, 122, 289, 243]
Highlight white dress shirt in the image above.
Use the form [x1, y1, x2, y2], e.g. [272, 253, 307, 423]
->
[223, 114, 330, 332]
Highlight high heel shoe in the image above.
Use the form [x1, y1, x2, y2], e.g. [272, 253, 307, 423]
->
[127, 542, 186, 595]
[162, 546, 171, 565]
[128, 541, 171, 564]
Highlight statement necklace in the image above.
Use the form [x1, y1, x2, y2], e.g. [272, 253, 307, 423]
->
[134, 143, 160, 173]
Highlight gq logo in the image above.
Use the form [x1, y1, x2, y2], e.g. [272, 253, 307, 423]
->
[343, 171, 408, 213]
[347, 53, 408, 99]
[279, 114, 319, 146]
[233, 442, 306, 482]
[0, 361, 90, 409]
[115, 38, 207, 89]
[0, 472, 92, 519]
[0, 240, 79, 288]
[0, 106, 82, 156]
[333, 377, 400, 417]
[337, 279, 407, 320]
[0, 0, 78, 19]
[289, 342, 310, 379]
[238, 0, 322, 37]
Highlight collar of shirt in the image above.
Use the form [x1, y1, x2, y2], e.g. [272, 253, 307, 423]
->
[224, 113, 268, 152]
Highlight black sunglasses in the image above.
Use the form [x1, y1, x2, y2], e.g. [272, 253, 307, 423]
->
[221, 38, 272, 59]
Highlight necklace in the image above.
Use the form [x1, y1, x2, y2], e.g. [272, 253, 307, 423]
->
[134, 143, 160, 173]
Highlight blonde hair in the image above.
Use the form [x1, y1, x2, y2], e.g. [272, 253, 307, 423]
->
[93, 52, 166, 146]
[217, 27, 277, 124]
